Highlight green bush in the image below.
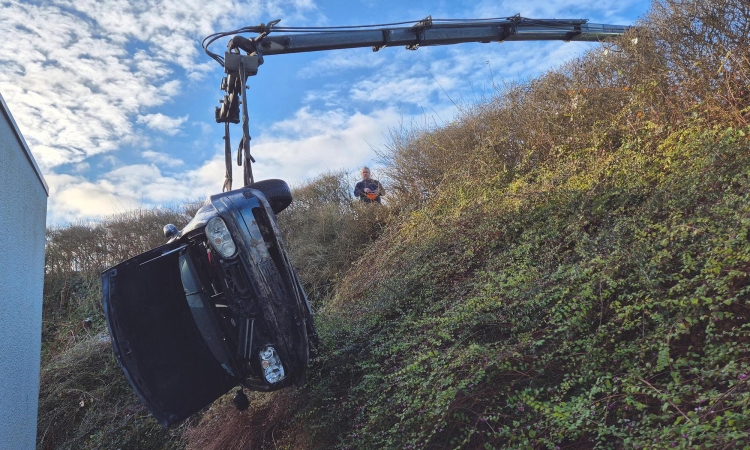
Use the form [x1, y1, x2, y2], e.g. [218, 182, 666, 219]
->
[278, 171, 391, 305]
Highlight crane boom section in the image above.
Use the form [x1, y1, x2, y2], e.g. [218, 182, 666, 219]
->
[254, 19, 630, 56]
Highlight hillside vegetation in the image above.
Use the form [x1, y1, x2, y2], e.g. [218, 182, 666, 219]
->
[38, 0, 750, 449]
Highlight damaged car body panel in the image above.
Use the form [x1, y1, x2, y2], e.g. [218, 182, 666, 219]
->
[102, 184, 316, 427]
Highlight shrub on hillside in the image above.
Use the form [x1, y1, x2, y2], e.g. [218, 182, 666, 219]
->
[277, 171, 391, 304]
[45, 206, 197, 276]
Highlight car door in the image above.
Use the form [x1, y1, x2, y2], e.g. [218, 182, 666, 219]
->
[102, 240, 237, 427]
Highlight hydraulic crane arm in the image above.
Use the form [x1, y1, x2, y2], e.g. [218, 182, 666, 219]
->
[240, 17, 630, 56]
[204, 16, 631, 67]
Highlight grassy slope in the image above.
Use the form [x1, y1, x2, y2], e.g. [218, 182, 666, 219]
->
[292, 126, 750, 449]
[41, 128, 750, 450]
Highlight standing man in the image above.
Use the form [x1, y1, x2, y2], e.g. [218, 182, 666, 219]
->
[354, 166, 385, 204]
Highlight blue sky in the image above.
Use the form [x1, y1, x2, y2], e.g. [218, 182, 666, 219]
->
[1, 0, 651, 224]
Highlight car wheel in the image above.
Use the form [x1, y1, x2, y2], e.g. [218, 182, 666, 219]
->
[247, 179, 293, 214]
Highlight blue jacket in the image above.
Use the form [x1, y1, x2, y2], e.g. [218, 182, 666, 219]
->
[354, 179, 384, 203]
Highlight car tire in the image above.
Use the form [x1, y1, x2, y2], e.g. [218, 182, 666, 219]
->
[247, 179, 293, 214]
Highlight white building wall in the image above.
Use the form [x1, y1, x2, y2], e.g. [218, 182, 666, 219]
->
[0, 93, 48, 450]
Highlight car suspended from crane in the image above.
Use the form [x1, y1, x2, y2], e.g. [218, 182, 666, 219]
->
[102, 14, 631, 428]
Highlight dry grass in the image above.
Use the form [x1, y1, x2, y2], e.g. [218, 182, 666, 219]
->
[277, 171, 392, 305]
[37, 334, 188, 450]
[185, 391, 303, 450]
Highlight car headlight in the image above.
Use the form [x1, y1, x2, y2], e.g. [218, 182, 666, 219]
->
[260, 346, 285, 384]
[206, 217, 237, 258]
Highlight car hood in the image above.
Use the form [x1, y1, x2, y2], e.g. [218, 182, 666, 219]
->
[102, 240, 237, 427]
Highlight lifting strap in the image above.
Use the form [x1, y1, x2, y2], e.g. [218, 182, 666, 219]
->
[222, 122, 233, 192]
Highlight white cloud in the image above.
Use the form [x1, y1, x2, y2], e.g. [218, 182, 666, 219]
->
[472, 0, 647, 24]
[142, 150, 184, 166]
[137, 113, 188, 135]
[0, 1, 165, 170]
[251, 106, 404, 181]
[0, 0, 319, 173]
[52, 0, 318, 73]
[350, 74, 445, 105]
[298, 49, 386, 78]
[0, 0, 322, 223]
[46, 160, 224, 224]
[73, 162, 90, 173]
[344, 40, 594, 107]
[303, 86, 345, 107]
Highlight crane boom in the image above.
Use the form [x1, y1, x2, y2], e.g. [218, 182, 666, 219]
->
[204, 15, 631, 190]
[251, 18, 630, 56]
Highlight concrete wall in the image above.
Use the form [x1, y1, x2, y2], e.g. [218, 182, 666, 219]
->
[0, 93, 48, 450]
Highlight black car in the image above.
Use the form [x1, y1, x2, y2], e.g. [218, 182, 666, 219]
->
[102, 180, 317, 427]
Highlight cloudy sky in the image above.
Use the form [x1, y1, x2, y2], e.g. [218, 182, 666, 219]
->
[1, 0, 650, 224]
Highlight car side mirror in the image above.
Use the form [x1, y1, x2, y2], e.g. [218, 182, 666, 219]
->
[163, 224, 178, 240]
